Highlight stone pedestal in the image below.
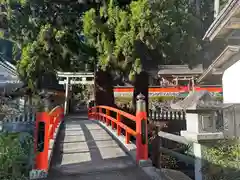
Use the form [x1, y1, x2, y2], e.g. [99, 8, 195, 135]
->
[181, 109, 225, 180]
[181, 130, 224, 180]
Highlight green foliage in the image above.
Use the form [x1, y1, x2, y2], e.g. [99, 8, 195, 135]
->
[17, 24, 89, 88]
[215, 96, 223, 101]
[220, 0, 229, 9]
[161, 154, 178, 169]
[0, 31, 4, 38]
[2, 0, 96, 90]
[0, 132, 34, 180]
[83, 0, 204, 81]
[76, 84, 95, 103]
[202, 139, 240, 180]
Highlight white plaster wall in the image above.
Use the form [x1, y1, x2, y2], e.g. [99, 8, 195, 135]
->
[222, 59, 240, 103]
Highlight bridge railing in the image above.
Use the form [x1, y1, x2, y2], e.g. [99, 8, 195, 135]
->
[89, 105, 137, 144]
[48, 106, 63, 139]
[31, 105, 64, 179]
[88, 94, 148, 163]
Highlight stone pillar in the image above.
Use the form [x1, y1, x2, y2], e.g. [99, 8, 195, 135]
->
[181, 111, 224, 180]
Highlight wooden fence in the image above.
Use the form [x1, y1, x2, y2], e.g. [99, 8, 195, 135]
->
[149, 109, 186, 121]
[148, 109, 186, 134]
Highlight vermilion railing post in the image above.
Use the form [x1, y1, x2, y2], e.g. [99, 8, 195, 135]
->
[135, 93, 148, 163]
[99, 108, 102, 121]
[91, 108, 93, 119]
[117, 113, 121, 135]
[106, 109, 110, 126]
[126, 132, 130, 144]
[111, 114, 115, 129]
[34, 112, 50, 171]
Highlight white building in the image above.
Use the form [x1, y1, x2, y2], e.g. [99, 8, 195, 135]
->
[198, 0, 240, 103]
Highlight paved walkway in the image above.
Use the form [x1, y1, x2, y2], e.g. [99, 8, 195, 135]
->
[47, 114, 152, 180]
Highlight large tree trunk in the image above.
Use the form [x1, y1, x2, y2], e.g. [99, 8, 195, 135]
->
[95, 69, 115, 107]
[132, 71, 149, 115]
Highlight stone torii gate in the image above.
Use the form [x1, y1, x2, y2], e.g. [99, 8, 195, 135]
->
[56, 71, 94, 115]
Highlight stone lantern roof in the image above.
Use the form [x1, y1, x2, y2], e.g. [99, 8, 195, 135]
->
[170, 90, 223, 111]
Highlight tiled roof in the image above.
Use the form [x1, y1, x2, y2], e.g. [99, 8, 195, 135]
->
[203, 0, 239, 41]
[158, 64, 203, 75]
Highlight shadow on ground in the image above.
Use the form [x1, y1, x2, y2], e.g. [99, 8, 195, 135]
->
[47, 114, 151, 180]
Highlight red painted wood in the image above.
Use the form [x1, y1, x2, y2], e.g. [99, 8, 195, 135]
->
[88, 105, 148, 163]
[34, 106, 64, 172]
[114, 86, 222, 93]
[35, 112, 50, 171]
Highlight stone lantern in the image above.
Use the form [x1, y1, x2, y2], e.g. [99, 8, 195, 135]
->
[171, 90, 224, 141]
[171, 90, 225, 180]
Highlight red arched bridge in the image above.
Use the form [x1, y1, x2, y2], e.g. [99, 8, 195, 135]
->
[30, 95, 164, 180]
[28, 72, 193, 180]
[29, 96, 194, 180]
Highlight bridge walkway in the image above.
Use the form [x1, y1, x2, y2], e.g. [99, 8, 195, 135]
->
[47, 114, 152, 180]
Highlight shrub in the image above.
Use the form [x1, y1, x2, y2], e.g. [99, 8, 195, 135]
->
[202, 139, 240, 180]
[0, 132, 34, 180]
